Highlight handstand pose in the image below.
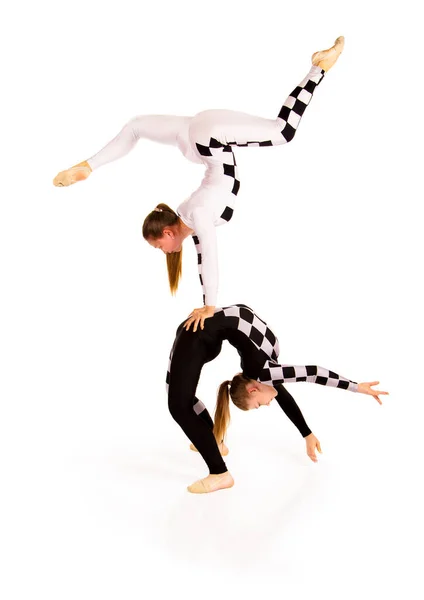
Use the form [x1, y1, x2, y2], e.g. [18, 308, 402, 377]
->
[167, 304, 388, 494]
[53, 38, 345, 330]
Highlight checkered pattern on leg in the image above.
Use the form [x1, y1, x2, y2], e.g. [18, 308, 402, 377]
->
[210, 67, 325, 149]
[215, 304, 280, 361]
[277, 67, 325, 142]
[192, 234, 205, 305]
[195, 139, 239, 222]
[259, 362, 358, 391]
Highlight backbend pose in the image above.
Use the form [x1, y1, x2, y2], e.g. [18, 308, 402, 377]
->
[53, 38, 345, 330]
[167, 304, 388, 494]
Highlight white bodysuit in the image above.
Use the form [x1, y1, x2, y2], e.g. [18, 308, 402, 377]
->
[87, 65, 324, 306]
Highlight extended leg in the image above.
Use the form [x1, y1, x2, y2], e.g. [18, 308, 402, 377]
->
[189, 37, 345, 152]
[53, 115, 189, 186]
[189, 64, 324, 153]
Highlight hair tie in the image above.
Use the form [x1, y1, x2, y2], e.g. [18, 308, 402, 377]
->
[154, 207, 163, 212]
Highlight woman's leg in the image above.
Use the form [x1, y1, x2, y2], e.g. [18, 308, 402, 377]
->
[189, 65, 324, 153]
[166, 328, 229, 457]
[167, 328, 228, 475]
[190, 396, 229, 456]
[53, 115, 189, 186]
[189, 37, 344, 153]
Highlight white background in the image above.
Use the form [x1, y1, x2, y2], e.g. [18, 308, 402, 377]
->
[1, 1, 423, 598]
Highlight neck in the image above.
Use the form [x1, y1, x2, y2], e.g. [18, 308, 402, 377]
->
[178, 218, 195, 241]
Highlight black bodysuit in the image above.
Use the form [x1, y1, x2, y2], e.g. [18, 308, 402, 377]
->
[167, 305, 358, 474]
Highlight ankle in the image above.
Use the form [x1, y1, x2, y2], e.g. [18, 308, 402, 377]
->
[74, 160, 92, 171]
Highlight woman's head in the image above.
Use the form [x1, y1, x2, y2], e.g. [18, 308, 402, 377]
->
[142, 203, 183, 253]
[213, 374, 276, 443]
[142, 203, 183, 294]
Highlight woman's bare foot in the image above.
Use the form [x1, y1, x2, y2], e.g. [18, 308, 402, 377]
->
[190, 441, 229, 456]
[311, 36, 345, 72]
[53, 161, 92, 187]
[187, 471, 234, 494]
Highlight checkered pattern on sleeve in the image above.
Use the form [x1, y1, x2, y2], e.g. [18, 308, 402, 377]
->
[259, 361, 358, 392]
[215, 304, 280, 361]
[192, 234, 206, 305]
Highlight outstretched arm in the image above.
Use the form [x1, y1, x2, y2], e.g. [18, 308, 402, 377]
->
[274, 384, 323, 463]
[261, 362, 388, 403]
[274, 384, 312, 437]
[260, 361, 358, 391]
[184, 208, 217, 331]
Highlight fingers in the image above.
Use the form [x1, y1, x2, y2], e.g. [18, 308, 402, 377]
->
[184, 318, 193, 331]
[192, 317, 200, 333]
[317, 441, 322, 454]
[307, 442, 318, 462]
[373, 395, 383, 405]
[359, 382, 389, 399]
[308, 450, 318, 463]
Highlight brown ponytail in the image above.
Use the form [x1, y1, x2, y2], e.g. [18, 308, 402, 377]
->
[213, 380, 232, 444]
[142, 203, 183, 295]
[213, 373, 253, 442]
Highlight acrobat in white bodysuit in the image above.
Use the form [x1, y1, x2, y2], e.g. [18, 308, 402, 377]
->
[53, 37, 344, 317]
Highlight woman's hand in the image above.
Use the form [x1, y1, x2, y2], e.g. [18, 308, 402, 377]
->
[305, 433, 322, 463]
[357, 381, 389, 405]
[184, 305, 215, 332]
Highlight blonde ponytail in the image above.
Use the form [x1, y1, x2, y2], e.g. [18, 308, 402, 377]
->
[214, 373, 254, 441]
[142, 203, 183, 295]
[166, 250, 183, 295]
[213, 380, 232, 444]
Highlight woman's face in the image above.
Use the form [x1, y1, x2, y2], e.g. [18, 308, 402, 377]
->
[244, 382, 277, 410]
[147, 229, 182, 254]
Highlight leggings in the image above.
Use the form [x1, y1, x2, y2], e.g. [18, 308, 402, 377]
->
[167, 324, 227, 475]
[86, 65, 325, 181]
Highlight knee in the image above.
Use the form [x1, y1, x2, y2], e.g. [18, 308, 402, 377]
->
[189, 110, 215, 145]
[124, 116, 146, 141]
[168, 392, 190, 422]
[283, 126, 296, 143]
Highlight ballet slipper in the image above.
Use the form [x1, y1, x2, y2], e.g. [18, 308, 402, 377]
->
[189, 442, 229, 456]
[53, 161, 92, 187]
[311, 36, 345, 72]
[187, 471, 234, 494]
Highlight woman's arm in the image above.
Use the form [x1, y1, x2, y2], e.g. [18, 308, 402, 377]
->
[260, 362, 388, 403]
[260, 361, 358, 391]
[184, 208, 217, 331]
[273, 384, 312, 437]
[275, 384, 326, 463]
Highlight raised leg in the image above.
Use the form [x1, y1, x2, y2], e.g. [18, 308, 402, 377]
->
[53, 115, 189, 187]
